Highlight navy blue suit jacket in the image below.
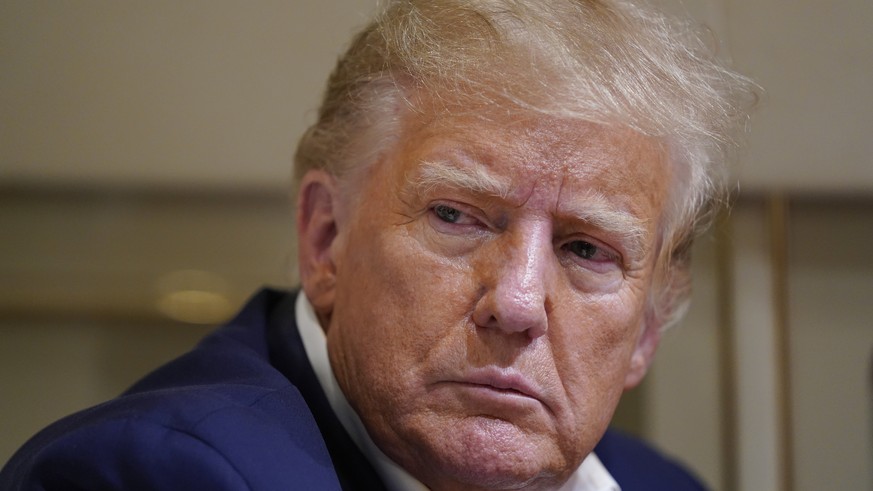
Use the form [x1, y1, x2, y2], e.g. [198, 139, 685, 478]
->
[1, 289, 706, 490]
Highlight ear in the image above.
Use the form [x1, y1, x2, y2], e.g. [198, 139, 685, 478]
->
[296, 169, 342, 322]
[623, 314, 662, 389]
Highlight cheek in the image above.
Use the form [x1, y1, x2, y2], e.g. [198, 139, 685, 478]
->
[549, 292, 647, 407]
[331, 220, 473, 375]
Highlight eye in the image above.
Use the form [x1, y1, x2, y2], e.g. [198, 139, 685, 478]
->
[561, 237, 624, 288]
[562, 239, 619, 266]
[434, 204, 464, 223]
[566, 240, 599, 260]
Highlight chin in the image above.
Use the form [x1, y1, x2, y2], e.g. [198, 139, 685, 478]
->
[408, 416, 573, 491]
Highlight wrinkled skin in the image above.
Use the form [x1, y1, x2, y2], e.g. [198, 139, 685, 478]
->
[297, 107, 671, 491]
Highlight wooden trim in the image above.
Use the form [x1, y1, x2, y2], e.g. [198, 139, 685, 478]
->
[715, 209, 738, 491]
[769, 194, 795, 491]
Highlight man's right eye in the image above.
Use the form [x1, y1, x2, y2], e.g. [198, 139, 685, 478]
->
[433, 204, 463, 223]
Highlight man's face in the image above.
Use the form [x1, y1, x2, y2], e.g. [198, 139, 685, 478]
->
[301, 107, 671, 490]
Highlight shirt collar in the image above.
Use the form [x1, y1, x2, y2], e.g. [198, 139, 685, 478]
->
[294, 292, 620, 491]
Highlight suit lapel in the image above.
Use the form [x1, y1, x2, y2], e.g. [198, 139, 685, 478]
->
[266, 293, 388, 491]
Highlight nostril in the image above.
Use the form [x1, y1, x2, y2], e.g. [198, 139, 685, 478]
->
[471, 295, 500, 329]
[481, 315, 499, 330]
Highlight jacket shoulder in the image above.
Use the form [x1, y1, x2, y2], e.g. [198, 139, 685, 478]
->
[0, 289, 342, 491]
[595, 429, 709, 491]
[1, 375, 340, 491]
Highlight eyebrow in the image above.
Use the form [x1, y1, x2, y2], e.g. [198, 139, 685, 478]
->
[409, 159, 651, 260]
[410, 159, 512, 199]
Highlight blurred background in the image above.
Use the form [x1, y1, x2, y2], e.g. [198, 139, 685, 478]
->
[1, 1, 871, 490]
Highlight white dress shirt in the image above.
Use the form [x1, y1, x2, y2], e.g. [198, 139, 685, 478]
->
[295, 292, 620, 491]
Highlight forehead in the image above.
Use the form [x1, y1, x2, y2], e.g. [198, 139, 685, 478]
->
[391, 108, 671, 214]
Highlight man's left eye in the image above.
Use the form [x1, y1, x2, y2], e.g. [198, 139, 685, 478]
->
[566, 240, 598, 259]
[433, 204, 464, 223]
[564, 240, 615, 263]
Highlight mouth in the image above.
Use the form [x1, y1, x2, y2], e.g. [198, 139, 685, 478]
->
[426, 366, 558, 423]
[450, 368, 547, 407]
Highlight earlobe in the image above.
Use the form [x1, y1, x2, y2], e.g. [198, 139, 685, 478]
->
[296, 170, 342, 322]
[623, 316, 662, 389]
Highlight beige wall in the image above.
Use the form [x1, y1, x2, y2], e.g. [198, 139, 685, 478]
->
[0, 0, 377, 189]
[2, 0, 872, 191]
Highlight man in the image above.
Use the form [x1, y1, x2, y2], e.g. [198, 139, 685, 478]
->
[1, 0, 754, 490]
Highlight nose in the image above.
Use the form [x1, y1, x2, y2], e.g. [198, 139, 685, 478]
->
[472, 223, 553, 339]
